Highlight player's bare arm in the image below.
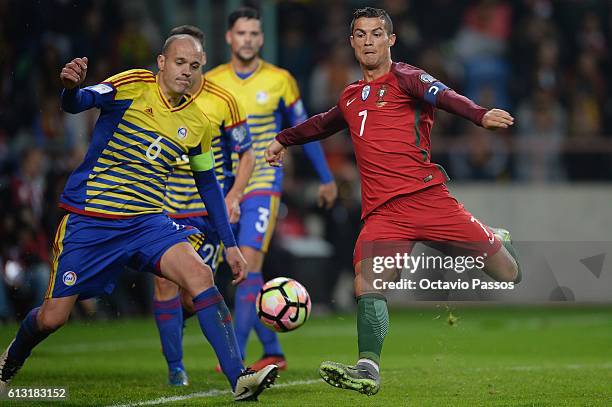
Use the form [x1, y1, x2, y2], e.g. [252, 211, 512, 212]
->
[318, 182, 338, 209]
[60, 57, 88, 89]
[225, 246, 248, 285]
[225, 148, 255, 222]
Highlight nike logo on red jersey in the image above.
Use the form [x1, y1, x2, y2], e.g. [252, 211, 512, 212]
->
[346, 97, 357, 106]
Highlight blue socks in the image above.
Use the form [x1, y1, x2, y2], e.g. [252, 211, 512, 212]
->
[153, 296, 184, 371]
[8, 307, 53, 364]
[193, 286, 243, 389]
[234, 273, 283, 359]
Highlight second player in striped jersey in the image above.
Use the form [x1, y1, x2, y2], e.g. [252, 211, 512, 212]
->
[205, 7, 337, 372]
[152, 25, 255, 387]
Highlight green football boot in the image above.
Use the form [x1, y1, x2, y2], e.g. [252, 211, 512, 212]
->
[491, 227, 522, 283]
[319, 361, 380, 396]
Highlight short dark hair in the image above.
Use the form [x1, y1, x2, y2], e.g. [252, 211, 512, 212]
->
[350, 7, 393, 35]
[228, 6, 260, 29]
[169, 25, 205, 47]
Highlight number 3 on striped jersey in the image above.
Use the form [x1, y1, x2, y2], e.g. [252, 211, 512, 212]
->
[358, 109, 367, 137]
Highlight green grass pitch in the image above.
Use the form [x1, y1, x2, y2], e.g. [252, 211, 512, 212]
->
[1, 305, 611, 406]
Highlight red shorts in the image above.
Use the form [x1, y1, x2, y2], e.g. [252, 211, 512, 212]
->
[353, 184, 501, 265]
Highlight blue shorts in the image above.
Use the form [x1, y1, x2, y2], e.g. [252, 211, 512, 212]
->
[46, 213, 200, 299]
[173, 216, 222, 272]
[237, 193, 281, 253]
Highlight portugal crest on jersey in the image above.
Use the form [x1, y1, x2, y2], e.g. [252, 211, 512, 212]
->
[376, 84, 388, 107]
[361, 85, 370, 101]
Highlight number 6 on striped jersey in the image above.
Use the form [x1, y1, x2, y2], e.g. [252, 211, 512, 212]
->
[358, 109, 367, 137]
[146, 135, 163, 160]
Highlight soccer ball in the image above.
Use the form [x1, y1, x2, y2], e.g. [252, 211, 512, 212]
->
[256, 277, 311, 332]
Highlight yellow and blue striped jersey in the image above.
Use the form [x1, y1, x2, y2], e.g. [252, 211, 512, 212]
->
[60, 69, 214, 218]
[205, 61, 308, 197]
[163, 79, 250, 218]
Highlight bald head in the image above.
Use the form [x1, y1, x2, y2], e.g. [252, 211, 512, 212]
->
[162, 34, 203, 55]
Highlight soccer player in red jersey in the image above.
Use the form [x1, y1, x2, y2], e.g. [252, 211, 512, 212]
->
[266, 7, 520, 395]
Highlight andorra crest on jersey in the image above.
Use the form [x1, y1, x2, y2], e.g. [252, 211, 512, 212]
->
[361, 85, 370, 101]
[256, 91, 269, 104]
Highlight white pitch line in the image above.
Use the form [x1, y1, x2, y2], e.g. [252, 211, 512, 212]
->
[506, 362, 612, 371]
[107, 379, 320, 406]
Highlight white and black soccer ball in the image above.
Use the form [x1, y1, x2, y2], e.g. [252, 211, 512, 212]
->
[256, 277, 311, 332]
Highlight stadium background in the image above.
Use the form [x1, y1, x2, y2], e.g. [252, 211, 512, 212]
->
[0, 0, 611, 317]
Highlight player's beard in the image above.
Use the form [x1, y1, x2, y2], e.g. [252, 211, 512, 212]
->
[236, 51, 257, 64]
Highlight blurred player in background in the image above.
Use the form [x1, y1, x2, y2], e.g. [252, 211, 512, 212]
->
[267, 7, 520, 396]
[206, 7, 338, 371]
[0, 34, 277, 402]
[151, 26, 255, 387]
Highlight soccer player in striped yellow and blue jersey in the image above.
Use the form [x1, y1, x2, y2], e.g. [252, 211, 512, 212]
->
[205, 7, 337, 372]
[0, 35, 278, 401]
[151, 25, 255, 387]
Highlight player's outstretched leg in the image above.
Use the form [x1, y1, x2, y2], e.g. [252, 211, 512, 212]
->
[153, 276, 188, 386]
[491, 227, 521, 283]
[192, 284, 279, 400]
[159, 242, 277, 401]
[1, 296, 77, 393]
[479, 226, 521, 284]
[319, 260, 385, 395]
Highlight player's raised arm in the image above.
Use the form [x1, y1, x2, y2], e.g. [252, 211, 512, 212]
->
[60, 57, 88, 89]
[266, 105, 347, 167]
[393, 64, 514, 130]
[60, 56, 117, 114]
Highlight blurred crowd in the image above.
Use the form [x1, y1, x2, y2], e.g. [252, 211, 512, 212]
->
[1, 0, 611, 320]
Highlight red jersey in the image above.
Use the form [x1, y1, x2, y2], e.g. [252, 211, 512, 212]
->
[277, 62, 487, 219]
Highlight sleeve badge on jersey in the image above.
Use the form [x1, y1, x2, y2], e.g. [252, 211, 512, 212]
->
[361, 85, 371, 101]
[419, 73, 436, 84]
[85, 83, 114, 94]
[293, 100, 305, 116]
[231, 126, 246, 144]
[177, 127, 188, 139]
